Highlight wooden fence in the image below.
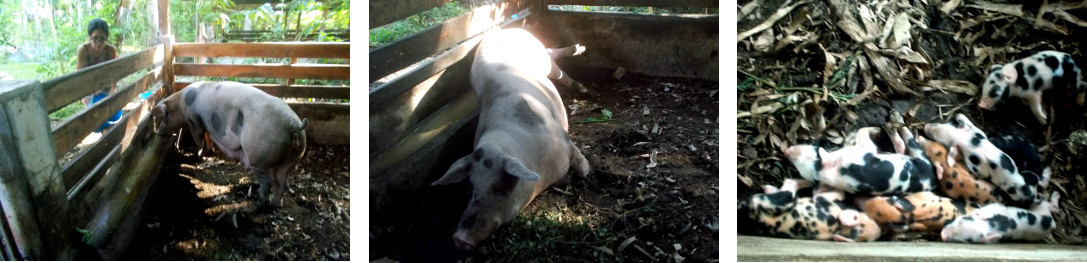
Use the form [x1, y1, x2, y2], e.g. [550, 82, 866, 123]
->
[0, 10, 351, 261]
[171, 42, 351, 144]
[367, 0, 718, 215]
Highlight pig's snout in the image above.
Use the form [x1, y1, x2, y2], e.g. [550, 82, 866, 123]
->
[452, 231, 477, 250]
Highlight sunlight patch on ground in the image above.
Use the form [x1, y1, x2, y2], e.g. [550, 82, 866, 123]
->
[177, 171, 233, 199]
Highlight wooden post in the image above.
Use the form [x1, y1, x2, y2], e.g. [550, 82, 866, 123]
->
[0, 80, 75, 260]
[158, 0, 174, 95]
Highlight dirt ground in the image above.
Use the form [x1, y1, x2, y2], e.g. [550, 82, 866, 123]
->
[738, 0, 1087, 245]
[369, 73, 719, 262]
[123, 142, 350, 260]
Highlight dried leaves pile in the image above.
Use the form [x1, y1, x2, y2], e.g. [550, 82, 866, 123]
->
[738, 0, 1087, 245]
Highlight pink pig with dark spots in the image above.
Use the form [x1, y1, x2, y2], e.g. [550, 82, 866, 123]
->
[152, 81, 307, 206]
[431, 29, 591, 250]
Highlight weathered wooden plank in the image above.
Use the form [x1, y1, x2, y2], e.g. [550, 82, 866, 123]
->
[544, 0, 718, 8]
[544, 10, 719, 80]
[0, 88, 46, 260]
[60, 111, 127, 190]
[64, 144, 119, 201]
[173, 82, 349, 99]
[369, 13, 531, 106]
[172, 42, 350, 59]
[370, 0, 527, 81]
[173, 64, 350, 80]
[51, 69, 160, 157]
[42, 45, 164, 113]
[370, 0, 457, 29]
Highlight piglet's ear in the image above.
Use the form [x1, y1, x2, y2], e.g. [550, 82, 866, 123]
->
[818, 148, 840, 168]
[503, 155, 539, 181]
[1001, 66, 1017, 83]
[432, 156, 473, 186]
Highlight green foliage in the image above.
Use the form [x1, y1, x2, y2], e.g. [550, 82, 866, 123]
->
[488, 210, 619, 261]
[369, 1, 470, 49]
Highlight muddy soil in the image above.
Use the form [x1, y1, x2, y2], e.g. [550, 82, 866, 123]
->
[370, 73, 719, 262]
[124, 142, 351, 260]
[738, 0, 1087, 245]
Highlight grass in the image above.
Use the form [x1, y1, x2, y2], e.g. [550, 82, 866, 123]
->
[369, 1, 471, 49]
[0, 62, 42, 80]
[487, 209, 619, 262]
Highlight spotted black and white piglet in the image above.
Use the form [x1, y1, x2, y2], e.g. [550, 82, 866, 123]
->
[784, 127, 938, 196]
[978, 50, 1086, 124]
[918, 135, 1002, 205]
[740, 179, 882, 242]
[941, 192, 1060, 244]
[924, 114, 1043, 206]
[989, 135, 1051, 190]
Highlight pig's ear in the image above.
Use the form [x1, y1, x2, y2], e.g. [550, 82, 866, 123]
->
[1001, 66, 1017, 83]
[818, 148, 840, 168]
[152, 104, 166, 117]
[503, 156, 539, 181]
[432, 157, 472, 186]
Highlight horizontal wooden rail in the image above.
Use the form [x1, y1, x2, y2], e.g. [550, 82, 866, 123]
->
[370, 0, 461, 29]
[370, 0, 528, 82]
[172, 42, 350, 58]
[370, 13, 528, 105]
[60, 111, 128, 190]
[51, 69, 160, 157]
[173, 82, 349, 99]
[173, 64, 349, 80]
[544, 0, 718, 8]
[42, 45, 164, 113]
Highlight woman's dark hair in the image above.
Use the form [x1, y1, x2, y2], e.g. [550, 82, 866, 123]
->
[87, 18, 109, 36]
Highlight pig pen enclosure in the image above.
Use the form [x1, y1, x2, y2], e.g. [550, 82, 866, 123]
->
[738, 0, 1087, 260]
[0, 0, 349, 260]
[369, 0, 718, 261]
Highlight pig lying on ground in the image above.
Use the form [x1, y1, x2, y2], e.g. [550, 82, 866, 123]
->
[918, 135, 1002, 205]
[153, 81, 308, 206]
[740, 179, 882, 242]
[941, 192, 1060, 244]
[978, 50, 1086, 124]
[857, 191, 979, 233]
[988, 135, 1051, 190]
[430, 28, 591, 250]
[784, 126, 938, 196]
[924, 114, 1045, 207]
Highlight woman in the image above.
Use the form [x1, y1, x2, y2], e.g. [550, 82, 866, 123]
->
[77, 18, 120, 131]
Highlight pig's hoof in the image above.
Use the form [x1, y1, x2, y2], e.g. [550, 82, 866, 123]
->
[833, 234, 856, 242]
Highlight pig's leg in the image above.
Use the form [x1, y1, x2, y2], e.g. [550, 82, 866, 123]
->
[1024, 93, 1048, 124]
[885, 125, 906, 154]
[548, 61, 589, 94]
[269, 163, 293, 207]
[546, 44, 585, 60]
[853, 127, 880, 153]
[252, 168, 273, 204]
[570, 143, 590, 178]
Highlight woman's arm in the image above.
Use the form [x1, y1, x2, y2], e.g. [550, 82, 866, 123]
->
[76, 44, 87, 70]
[108, 45, 118, 93]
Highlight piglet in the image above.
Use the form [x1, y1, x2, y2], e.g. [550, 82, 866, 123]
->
[740, 179, 882, 242]
[989, 135, 1050, 189]
[857, 191, 979, 233]
[153, 81, 307, 206]
[924, 113, 1041, 206]
[978, 50, 1086, 124]
[917, 135, 1002, 205]
[784, 126, 937, 196]
[941, 192, 1060, 244]
[430, 29, 591, 250]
